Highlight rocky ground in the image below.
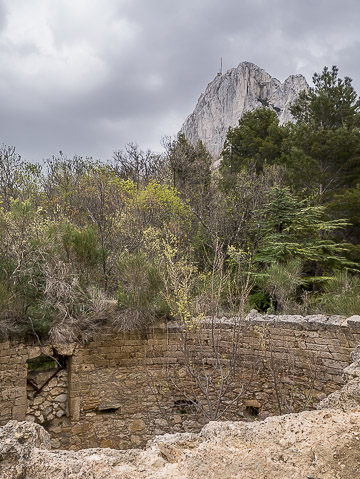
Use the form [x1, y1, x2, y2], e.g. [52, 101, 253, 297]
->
[1, 346, 360, 478]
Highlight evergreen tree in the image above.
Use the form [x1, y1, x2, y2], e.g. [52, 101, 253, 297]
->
[285, 66, 360, 201]
[291, 66, 360, 129]
[220, 107, 287, 189]
[254, 186, 353, 272]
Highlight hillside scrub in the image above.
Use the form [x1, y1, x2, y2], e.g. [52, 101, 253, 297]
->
[0, 66, 360, 340]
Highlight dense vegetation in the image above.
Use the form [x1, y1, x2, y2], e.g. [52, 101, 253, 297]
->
[1, 66, 360, 341]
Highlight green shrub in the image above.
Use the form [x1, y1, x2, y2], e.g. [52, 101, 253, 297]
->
[258, 259, 303, 313]
[116, 253, 169, 329]
[316, 271, 360, 316]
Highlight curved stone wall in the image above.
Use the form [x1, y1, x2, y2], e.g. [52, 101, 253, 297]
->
[1, 312, 360, 449]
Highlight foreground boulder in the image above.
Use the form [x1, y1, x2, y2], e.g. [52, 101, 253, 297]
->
[0, 421, 50, 478]
[1, 409, 360, 478]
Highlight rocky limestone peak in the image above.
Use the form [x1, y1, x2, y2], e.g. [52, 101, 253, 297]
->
[181, 61, 308, 158]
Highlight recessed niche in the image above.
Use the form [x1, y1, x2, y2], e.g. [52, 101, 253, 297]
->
[244, 399, 261, 418]
[97, 407, 120, 414]
[97, 402, 121, 414]
[174, 399, 197, 414]
[245, 405, 260, 417]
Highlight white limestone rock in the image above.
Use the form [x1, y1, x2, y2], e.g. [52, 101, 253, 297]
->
[181, 61, 308, 158]
[2, 411, 360, 478]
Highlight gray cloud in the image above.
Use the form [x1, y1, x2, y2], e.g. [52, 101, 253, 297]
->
[0, 0, 359, 162]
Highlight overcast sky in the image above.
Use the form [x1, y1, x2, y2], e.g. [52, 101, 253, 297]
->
[0, 0, 360, 162]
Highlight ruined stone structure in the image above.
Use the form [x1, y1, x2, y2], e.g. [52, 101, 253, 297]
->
[1, 312, 360, 451]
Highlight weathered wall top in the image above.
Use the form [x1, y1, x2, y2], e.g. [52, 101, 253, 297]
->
[244, 310, 360, 328]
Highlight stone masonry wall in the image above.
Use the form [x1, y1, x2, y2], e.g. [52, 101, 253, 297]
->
[1, 312, 360, 450]
[26, 368, 68, 424]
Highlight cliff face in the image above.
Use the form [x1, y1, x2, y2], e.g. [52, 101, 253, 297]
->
[181, 61, 308, 158]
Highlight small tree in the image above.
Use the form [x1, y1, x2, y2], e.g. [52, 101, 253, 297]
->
[291, 65, 360, 129]
[163, 134, 212, 213]
[153, 238, 255, 422]
[112, 143, 167, 186]
[315, 271, 360, 316]
[251, 186, 356, 310]
[259, 259, 303, 313]
[0, 144, 41, 209]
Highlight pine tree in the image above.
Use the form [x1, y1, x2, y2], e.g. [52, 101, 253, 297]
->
[220, 107, 287, 189]
[285, 66, 360, 201]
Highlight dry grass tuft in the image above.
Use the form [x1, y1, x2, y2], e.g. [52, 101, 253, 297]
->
[112, 308, 155, 332]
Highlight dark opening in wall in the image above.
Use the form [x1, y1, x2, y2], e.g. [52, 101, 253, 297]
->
[27, 354, 67, 371]
[245, 405, 260, 417]
[244, 399, 261, 418]
[174, 399, 197, 414]
[97, 401, 121, 414]
[26, 354, 68, 397]
[27, 356, 57, 371]
[97, 407, 120, 414]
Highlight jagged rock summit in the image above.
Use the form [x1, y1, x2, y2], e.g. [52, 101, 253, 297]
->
[181, 61, 308, 158]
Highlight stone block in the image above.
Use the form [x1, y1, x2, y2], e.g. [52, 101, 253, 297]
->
[54, 393, 67, 402]
[129, 419, 146, 433]
[347, 315, 360, 330]
[305, 343, 330, 352]
[14, 396, 27, 406]
[12, 405, 27, 421]
[245, 399, 261, 408]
